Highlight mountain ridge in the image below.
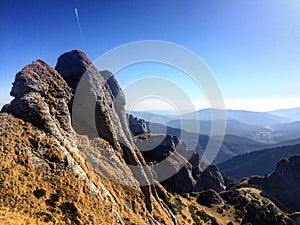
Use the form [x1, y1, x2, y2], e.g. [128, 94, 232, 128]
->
[1, 50, 299, 225]
[218, 144, 300, 180]
[269, 107, 300, 121]
[131, 109, 300, 143]
[146, 121, 269, 163]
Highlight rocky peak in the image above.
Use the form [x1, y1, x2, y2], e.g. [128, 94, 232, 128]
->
[275, 155, 300, 192]
[55, 50, 92, 90]
[1, 50, 158, 215]
[10, 60, 72, 100]
[2, 60, 73, 135]
[55, 50, 129, 146]
[249, 155, 300, 212]
[55, 50, 156, 212]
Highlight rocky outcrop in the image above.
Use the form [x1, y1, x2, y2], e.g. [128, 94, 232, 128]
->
[128, 114, 149, 136]
[55, 50, 130, 147]
[55, 50, 156, 212]
[55, 50, 91, 90]
[1, 50, 176, 224]
[135, 134, 176, 163]
[2, 60, 73, 136]
[129, 121, 225, 193]
[195, 165, 225, 192]
[276, 155, 300, 193]
[249, 155, 300, 212]
[0, 113, 174, 225]
[196, 189, 224, 207]
[0, 49, 298, 225]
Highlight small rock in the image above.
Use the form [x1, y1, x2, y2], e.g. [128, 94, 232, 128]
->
[196, 189, 224, 207]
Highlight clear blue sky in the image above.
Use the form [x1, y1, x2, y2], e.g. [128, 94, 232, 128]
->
[1, 0, 299, 111]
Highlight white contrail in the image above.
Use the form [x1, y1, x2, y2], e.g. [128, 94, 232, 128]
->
[74, 8, 85, 50]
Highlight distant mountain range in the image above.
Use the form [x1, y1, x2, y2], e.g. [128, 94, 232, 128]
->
[130, 108, 300, 143]
[182, 108, 292, 126]
[147, 122, 272, 163]
[268, 107, 300, 121]
[131, 108, 296, 125]
[129, 110, 178, 123]
[267, 121, 300, 142]
[217, 143, 300, 180]
[167, 119, 269, 136]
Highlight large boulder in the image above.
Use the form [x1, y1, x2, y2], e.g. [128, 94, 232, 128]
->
[195, 165, 225, 192]
[196, 189, 224, 207]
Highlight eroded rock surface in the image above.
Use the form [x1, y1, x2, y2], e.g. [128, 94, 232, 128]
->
[2, 60, 73, 136]
[1, 50, 175, 224]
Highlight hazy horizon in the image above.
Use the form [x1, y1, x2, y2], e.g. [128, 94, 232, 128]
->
[1, 95, 299, 114]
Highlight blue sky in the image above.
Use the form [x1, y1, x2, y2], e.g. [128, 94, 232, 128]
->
[1, 0, 299, 111]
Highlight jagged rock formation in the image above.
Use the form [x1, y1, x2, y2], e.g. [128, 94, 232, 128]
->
[2, 60, 73, 136]
[1, 49, 298, 225]
[129, 119, 225, 194]
[128, 114, 149, 136]
[249, 155, 300, 212]
[1, 51, 175, 224]
[160, 160, 225, 194]
[55, 50, 156, 212]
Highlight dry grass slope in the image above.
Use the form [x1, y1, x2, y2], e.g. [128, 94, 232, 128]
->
[0, 113, 172, 225]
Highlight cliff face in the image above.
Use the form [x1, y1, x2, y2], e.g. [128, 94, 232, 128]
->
[1, 50, 174, 224]
[55, 50, 131, 149]
[55, 50, 157, 212]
